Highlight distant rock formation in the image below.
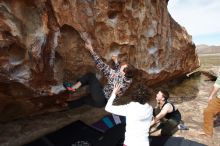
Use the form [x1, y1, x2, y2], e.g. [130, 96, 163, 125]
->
[196, 45, 220, 54]
[0, 0, 199, 122]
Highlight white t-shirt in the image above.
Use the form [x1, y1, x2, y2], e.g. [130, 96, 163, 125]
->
[105, 93, 153, 146]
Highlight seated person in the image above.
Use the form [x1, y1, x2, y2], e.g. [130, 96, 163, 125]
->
[62, 38, 134, 108]
[150, 90, 181, 136]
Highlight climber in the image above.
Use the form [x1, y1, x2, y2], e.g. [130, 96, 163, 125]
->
[62, 38, 134, 108]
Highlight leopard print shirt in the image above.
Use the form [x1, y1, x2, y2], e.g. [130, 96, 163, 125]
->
[91, 51, 132, 99]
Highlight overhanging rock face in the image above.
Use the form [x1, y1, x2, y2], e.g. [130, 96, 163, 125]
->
[0, 0, 199, 122]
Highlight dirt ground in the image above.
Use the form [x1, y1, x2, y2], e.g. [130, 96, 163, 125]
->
[173, 73, 220, 146]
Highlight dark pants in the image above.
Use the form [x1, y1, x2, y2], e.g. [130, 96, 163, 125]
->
[96, 123, 125, 146]
[157, 119, 179, 136]
[68, 73, 106, 108]
[153, 108, 179, 136]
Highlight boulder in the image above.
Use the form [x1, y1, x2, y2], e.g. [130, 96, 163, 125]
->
[0, 0, 199, 122]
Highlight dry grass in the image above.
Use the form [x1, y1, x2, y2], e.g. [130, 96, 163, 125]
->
[198, 54, 220, 69]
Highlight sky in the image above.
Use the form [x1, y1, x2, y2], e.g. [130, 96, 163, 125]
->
[168, 0, 220, 46]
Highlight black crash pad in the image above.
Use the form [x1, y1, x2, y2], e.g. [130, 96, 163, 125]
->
[25, 120, 206, 146]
